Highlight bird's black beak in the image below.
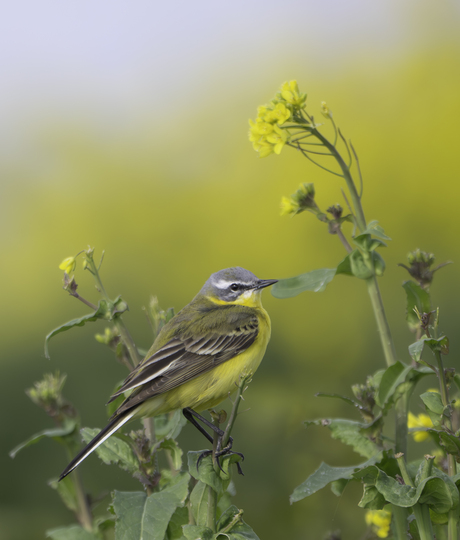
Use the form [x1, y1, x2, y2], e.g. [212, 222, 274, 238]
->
[255, 279, 278, 290]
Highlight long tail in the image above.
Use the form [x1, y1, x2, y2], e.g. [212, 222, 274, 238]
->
[59, 410, 135, 481]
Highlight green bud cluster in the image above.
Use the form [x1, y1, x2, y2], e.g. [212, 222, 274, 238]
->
[26, 372, 77, 422]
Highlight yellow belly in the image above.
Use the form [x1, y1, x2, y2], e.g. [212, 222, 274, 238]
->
[135, 307, 271, 417]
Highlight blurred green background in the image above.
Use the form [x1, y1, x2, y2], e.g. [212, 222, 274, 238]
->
[2, 1, 460, 538]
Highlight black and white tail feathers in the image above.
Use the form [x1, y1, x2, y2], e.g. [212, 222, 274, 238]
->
[59, 410, 135, 481]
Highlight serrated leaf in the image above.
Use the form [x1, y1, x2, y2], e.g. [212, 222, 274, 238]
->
[420, 392, 445, 415]
[402, 281, 431, 330]
[188, 451, 222, 493]
[81, 428, 138, 474]
[45, 301, 110, 359]
[46, 525, 99, 540]
[306, 418, 379, 458]
[290, 454, 382, 503]
[160, 438, 183, 471]
[182, 525, 213, 540]
[271, 268, 336, 298]
[10, 419, 77, 458]
[49, 476, 78, 512]
[112, 489, 181, 540]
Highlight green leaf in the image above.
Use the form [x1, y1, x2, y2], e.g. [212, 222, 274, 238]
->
[48, 476, 78, 512]
[402, 281, 431, 330]
[188, 451, 222, 493]
[10, 419, 77, 458]
[189, 481, 210, 526]
[167, 506, 189, 540]
[216, 505, 260, 540]
[290, 454, 382, 503]
[161, 471, 190, 505]
[420, 392, 444, 415]
[112, 489, 181, 540]
[358, 485, 386, 509]
[377, 362, 411, 408]
[330, 479, 348, 497]
[271, 268, 336, 298]
[81, 428, 138, 474]
[361, 221, 392, 241]
[353, 466, 459, 514]
[409, 336, 449, 364]
[336, 253, 353, 276]
[306, 418, 379, 458]
[46, 525, 99, 540]
[44, 301, 110, 359]
[429, 430, 460, 458]
[182, 525, 213, 540]
[155, 409, 188, 440]
[160, 438, 183, 471]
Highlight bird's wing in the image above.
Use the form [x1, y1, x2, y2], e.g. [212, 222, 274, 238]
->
[109, 307, 259, 413]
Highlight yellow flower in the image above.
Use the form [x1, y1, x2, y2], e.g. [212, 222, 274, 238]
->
[408, 412, 433, 442]
[264, 103, 291, 125]
[365, 509, 391, 538]
[280, 80, 306, 107]
[266, 124, 287, 154]
[59, 256, 76, 275]
[257, 141, 274, 158]
[280, 196, 299, 216]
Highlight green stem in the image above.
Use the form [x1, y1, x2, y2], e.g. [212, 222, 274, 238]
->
[222, 373, 252, 447]
[207, 417, 220, 533]
[434, 349, 458, 540]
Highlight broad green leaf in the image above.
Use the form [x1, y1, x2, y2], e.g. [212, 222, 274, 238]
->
[188, 451, 222, 493]
[409, 336, 449, 363]
[330, 479, 348, 497]
[10, 419, 77, 458]
[353, 466, 458, 514]
[182, 525, 213, 540]
[271, 268, 336, 298]
[216, 505, 260, 540]
[336, 253, 353, 276]
[160, 438, 183, 470]
[46, 525, 99, 540]
[48, 476, 78, 512]
[402, 281, 431, 330]
[306, 418, 379, 458]
[161, 471, 190, 505]
[44, 301, 110, 359]
[409, 339, 426, 363]
[361, 221, 392, 241]
[189, 481, 209, 526]
[358, 485, 386, 509]
[290, 454, 382, 503]
[81, 428, 138, 474]
[167, 507, 189, 540]
[113, 489, 181, 540]
[420, 392, 444, 415]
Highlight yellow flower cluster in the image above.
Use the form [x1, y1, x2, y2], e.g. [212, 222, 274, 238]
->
[365, 509, 392, 538]
[407, 411, 433, 442]
[249, 80, 307, 158]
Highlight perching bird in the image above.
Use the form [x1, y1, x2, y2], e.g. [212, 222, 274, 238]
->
[59, 267, 277, 480]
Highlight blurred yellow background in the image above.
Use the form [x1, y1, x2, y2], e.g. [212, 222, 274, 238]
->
[2, 1, 460, 539]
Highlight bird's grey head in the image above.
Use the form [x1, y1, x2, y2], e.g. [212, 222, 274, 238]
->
[200, 267, 277, 302]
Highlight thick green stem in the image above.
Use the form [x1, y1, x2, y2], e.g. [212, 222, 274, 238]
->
[207, 417, 220, 533]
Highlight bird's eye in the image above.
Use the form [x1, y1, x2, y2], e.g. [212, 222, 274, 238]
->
[230, 283, 239, 292]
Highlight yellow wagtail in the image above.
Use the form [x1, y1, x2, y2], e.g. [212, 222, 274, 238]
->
[59, 267, 277, 480]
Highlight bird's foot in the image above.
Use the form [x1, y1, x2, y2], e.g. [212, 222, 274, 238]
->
[196, 436, 245, 475]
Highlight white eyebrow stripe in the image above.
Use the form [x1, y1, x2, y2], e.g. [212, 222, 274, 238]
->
[214, 279, 252, 289]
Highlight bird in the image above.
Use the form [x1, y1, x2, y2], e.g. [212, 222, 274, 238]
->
[59, 267, 277, 480]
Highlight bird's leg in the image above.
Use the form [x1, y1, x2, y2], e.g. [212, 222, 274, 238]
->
[182, 407, 244, 474]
